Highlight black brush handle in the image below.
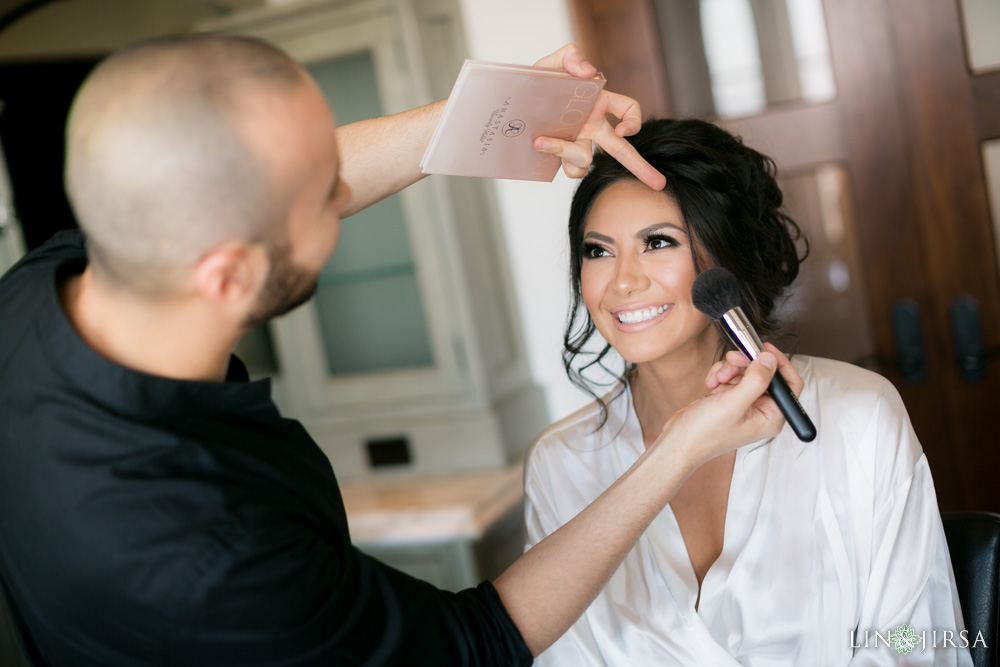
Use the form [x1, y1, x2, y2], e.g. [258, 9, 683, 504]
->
[767, 372, 816, 442]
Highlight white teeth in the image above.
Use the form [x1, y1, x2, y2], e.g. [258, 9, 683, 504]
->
[617, 305, 666, 324]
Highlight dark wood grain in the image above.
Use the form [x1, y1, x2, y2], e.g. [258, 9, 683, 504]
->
[885, 0, 1000, 510]
[569, 0, 672, 119]
[823, 0, 965, 509]
[972, 70, 1000, 141]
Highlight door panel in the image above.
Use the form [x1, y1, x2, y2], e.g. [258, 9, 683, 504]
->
[571, 0, 1000, 510]
[776, 164, 876, 369]
[878, 0, 1000, 511]
[822, 0, 964, 508]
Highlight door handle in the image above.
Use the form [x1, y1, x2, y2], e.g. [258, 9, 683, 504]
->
[891, 299, 927, 384]
[948, 294, 986, 382]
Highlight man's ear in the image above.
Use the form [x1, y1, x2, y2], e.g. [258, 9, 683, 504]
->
[193, 242, 269, 305]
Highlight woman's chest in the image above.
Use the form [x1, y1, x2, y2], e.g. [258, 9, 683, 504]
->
[668, 451, 736, 588]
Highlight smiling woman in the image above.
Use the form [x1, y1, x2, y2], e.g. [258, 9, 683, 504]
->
[523, 118, 972, 666]
[561, 118, 804, 423]
[579, 181, 711, 370]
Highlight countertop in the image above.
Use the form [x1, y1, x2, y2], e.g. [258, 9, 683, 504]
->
[339, 461, 524, 546]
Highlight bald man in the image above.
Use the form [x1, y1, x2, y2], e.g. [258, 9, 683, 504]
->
[0, 35, 793, 666]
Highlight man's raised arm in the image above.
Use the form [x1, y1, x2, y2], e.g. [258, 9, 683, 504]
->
[336, 44, 665, 217]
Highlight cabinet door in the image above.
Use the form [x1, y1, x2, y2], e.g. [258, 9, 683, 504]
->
[216, 6, 479, 421]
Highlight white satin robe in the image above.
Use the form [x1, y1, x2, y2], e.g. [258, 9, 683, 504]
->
[524, 356, 972, 666]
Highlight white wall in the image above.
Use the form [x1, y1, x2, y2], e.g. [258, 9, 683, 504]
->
[456, 0, 592, 421]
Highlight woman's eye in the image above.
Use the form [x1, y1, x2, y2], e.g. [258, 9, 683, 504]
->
[582, 243, 609, 259]
[646, 235, 677, 250]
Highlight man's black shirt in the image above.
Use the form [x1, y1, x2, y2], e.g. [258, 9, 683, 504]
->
[0, 231, 531, 666]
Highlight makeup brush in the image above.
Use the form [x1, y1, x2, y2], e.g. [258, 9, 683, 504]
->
[691, 267, 816, 442]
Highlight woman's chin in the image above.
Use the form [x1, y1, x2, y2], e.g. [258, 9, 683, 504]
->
[615, 347, 667, 366]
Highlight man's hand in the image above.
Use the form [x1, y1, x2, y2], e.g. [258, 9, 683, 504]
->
[531, 44, 666, 191]
[495, 347, 793, 656]
[657, 347, 799, 468]
[705, 343, 803, 396]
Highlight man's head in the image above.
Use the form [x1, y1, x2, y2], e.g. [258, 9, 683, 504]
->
[65, 34, 350, 327]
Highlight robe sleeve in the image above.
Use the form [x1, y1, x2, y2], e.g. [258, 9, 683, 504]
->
[848, 387, 973, 666]
[523, 438, 566, 552]
[523, 437, 607, 667]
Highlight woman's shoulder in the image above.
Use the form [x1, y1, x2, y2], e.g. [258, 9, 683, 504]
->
[536, 400, 606, 441]
[795, 354, 894, 391]
[794, 355, 906, 416]
[792, 355, 922, 482]
[526, 386, 632, 466]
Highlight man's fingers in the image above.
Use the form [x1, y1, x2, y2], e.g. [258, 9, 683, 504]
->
[538, 127, 664, 190]
[670, 352, 784, 462]
[533, 136, 593, 173]
[725, 350, 749, 367]
[527, 55, 666, 190]
[705, 353, 778, 417]
[561, 158, 589, 179]
[705, 360, 725, 390]
[705, 359, 745, 390]
[585, 120, 665, 190]
[571, 94, 664, 190]
[761, 342, 804, 395]
[533, 43, 597, 79]
[600, 91, 643, 138]
[720, 348, 801, 390]
[728, 352, 778, 405]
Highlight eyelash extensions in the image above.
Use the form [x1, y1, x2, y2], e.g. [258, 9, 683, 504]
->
[641, 232, 678, 249]
[581, 233, 680, 259]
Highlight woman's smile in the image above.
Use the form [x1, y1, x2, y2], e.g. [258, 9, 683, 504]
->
[610, 303, 671, 330]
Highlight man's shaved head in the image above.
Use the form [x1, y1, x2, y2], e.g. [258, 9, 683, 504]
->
[65, 34, 307, 296]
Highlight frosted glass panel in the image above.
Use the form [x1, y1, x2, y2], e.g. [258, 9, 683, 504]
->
[655, 0, 836, 119]
[984, 140, 1000, 286]
[313, 272, 433, 375]
[961, 0, 1000, 73]
[306, 52, 434, 375]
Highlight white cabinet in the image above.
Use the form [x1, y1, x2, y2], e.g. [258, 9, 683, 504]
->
[200, 0, 548, 479]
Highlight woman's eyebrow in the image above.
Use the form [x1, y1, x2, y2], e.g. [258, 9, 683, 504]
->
[636, 222, 686, 237]
[584, 231, 615, 244]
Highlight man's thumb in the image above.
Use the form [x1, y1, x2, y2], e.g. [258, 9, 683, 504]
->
[758, 351, 777, 371]
[735, 352, 777, 399]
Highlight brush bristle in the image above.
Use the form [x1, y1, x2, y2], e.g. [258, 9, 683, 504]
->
[691, 268, 742, 319]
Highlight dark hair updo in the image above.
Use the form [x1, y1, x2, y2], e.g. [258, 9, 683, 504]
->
[564, 117, 809, 409]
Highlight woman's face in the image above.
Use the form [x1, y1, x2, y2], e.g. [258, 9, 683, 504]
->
[580, 180, 716, 366]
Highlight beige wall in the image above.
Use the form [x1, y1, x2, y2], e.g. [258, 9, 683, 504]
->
[0, 0, 219, 58]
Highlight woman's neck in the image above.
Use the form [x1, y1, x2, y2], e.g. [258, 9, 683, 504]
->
[629, 336, 722, 449]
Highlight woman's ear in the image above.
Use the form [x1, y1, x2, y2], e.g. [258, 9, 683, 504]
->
[192, 241, 270, 307]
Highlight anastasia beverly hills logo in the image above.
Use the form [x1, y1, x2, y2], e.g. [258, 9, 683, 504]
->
[851, 623, 987, 656]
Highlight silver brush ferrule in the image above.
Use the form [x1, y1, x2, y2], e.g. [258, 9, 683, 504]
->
[721, 307, 765, 360]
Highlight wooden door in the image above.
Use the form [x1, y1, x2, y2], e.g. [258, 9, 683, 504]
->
[571, 0, 1000, 511]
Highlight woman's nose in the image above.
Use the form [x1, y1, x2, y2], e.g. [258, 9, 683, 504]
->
[613, 254, 650, 294]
